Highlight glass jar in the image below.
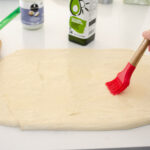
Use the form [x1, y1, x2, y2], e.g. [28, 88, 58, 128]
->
[20, 0, 44, 30]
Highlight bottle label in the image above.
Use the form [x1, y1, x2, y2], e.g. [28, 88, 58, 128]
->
[20, 0, 44, 26]
[69, 0, 98, 39]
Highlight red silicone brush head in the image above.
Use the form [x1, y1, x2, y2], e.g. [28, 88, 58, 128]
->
[105, 63, 136, 95]
[106, 77, 125, 95]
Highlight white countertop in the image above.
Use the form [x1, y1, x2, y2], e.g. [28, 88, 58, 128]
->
[0, 0, 150, 149]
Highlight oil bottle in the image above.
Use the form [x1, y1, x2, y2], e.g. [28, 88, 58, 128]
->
[69, 0, 98, 45]
[20, 0, 44, 30]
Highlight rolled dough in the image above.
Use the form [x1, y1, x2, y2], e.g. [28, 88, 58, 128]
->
[0, 49, 150, 130]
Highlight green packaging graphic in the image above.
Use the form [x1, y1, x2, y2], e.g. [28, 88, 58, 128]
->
[70, 0, 81, 16]
[69, 16, 86, 34]
[69, 0, 98, 45]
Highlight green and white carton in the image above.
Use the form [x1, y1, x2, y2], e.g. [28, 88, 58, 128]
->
[69, 0, 98, 45]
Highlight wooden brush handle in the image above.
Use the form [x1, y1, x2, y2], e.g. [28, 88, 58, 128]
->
[130, 39, 150, 67]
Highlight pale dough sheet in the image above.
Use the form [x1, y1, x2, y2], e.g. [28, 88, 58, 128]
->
[0, 49, 150, 130]
[0, 94, 18, 127]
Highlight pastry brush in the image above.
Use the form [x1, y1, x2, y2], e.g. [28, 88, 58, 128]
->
[106, 39, 150, 95]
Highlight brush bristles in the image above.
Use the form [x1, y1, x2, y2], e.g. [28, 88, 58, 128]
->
[106, 77, 122, 95]
[106, 63, 135, 95]
[106, 77, 130, 95]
